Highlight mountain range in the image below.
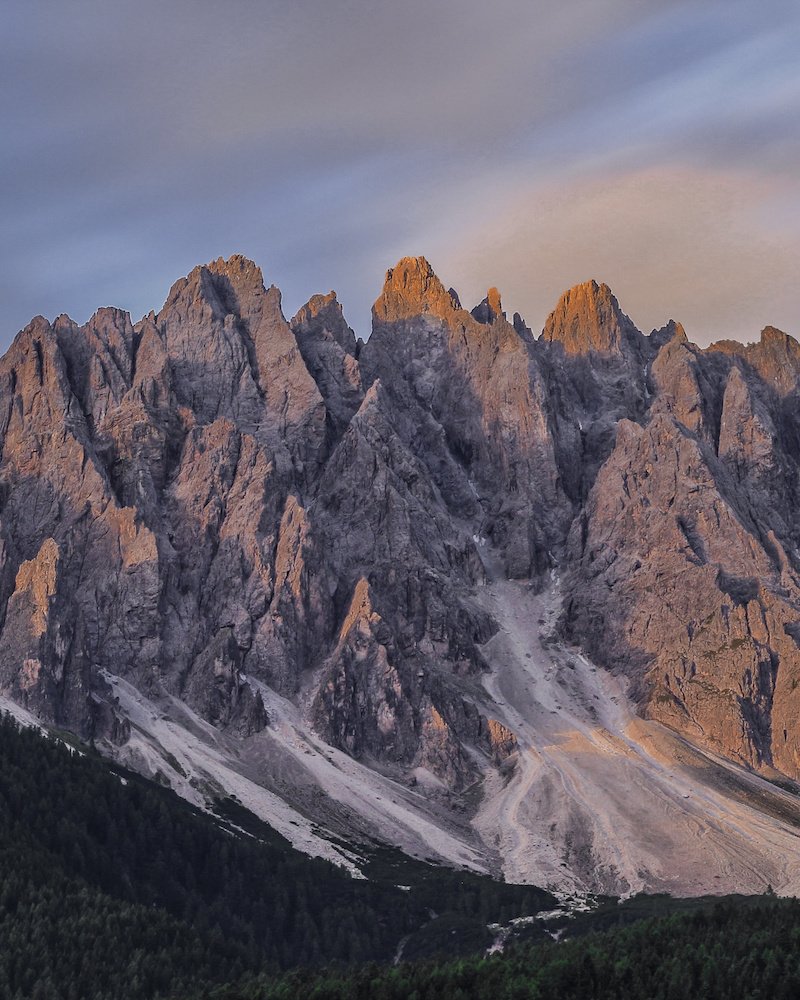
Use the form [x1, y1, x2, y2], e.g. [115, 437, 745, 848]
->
[3, 253, 800, 896]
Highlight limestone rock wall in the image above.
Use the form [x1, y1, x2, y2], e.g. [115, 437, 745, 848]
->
[2, 253, 800, 791]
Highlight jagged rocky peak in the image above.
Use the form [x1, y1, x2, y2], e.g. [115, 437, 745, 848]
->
[760, 324, 799, 350]
[157, 253, 288, 337]
[541, 279, 641, 355]
[649, 323, 718, 439]
[650, 318, 687, 350]
[51, 307, 137, 425]
[710, 325, 800, 395]
[361, 257, 571, 580]
[206, 252, 263, 282]
[755, 326, 800, 390]
[210, 254, 282, 320]
[292, 291, 357, 356]
[718, 364, 776, 470]
[650, 320, 698, 379]
[374, 256, 461, 322]
[10, 246, 800, 879]
[205, 253, 267, 306]
[471, 287, 505, 325]
[512, 312, 532, 339]
[154, 254, 325, 470]
[290, 291, 362, 441]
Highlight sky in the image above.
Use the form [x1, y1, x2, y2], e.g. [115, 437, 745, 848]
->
[2, 0, 800, 348]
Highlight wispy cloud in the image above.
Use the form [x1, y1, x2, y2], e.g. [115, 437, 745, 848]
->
[2, 0, 798, 343]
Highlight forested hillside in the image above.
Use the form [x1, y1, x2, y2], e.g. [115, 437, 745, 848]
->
[211, 897, 800, 1000]
[0, 715, 549, 999]
[1, 713, 797, 999]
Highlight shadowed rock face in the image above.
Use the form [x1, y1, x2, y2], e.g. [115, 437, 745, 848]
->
[0, 255, 509, 790]
[536, 280, 660, 505]
[2, 252, 800, 797]
[290, 291, 362, 447]
[361, 257, 571, 580]
[564, 326, 800, 774]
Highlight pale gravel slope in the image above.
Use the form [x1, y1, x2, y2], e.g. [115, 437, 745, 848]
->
[19, 557, 800, 897]
[99, 671, 489, 877]
[471, 565, 800, 896]
[93, 567, 800, 895]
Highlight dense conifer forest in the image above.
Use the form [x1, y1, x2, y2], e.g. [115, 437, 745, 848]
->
[209, 897, 800, 1000]
[2, 713, 799, 999]
[0, 714, 549, 998]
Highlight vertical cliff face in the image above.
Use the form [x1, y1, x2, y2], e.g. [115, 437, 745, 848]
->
[1, 251, 800, 817]
[291, 292, 363, 444]
[562, 320, 800, 775]
[0, 255, 516, 791]
[536, 280, 662, 506]
[361, 257, 571, 580]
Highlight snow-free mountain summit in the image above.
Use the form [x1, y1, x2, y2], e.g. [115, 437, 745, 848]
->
[2, 254, 800, 895]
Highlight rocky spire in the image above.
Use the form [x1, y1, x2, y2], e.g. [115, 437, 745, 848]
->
[292, 291, 358, 356]
[373, 256, 461, 323]
[541, 279, 641, 355]
[471, 287, 505, 325]
[290, 291, 363, 441]
[4, 250, 800, 893]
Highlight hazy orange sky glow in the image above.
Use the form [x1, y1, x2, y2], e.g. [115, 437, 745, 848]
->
[3, 0, 799, 346]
